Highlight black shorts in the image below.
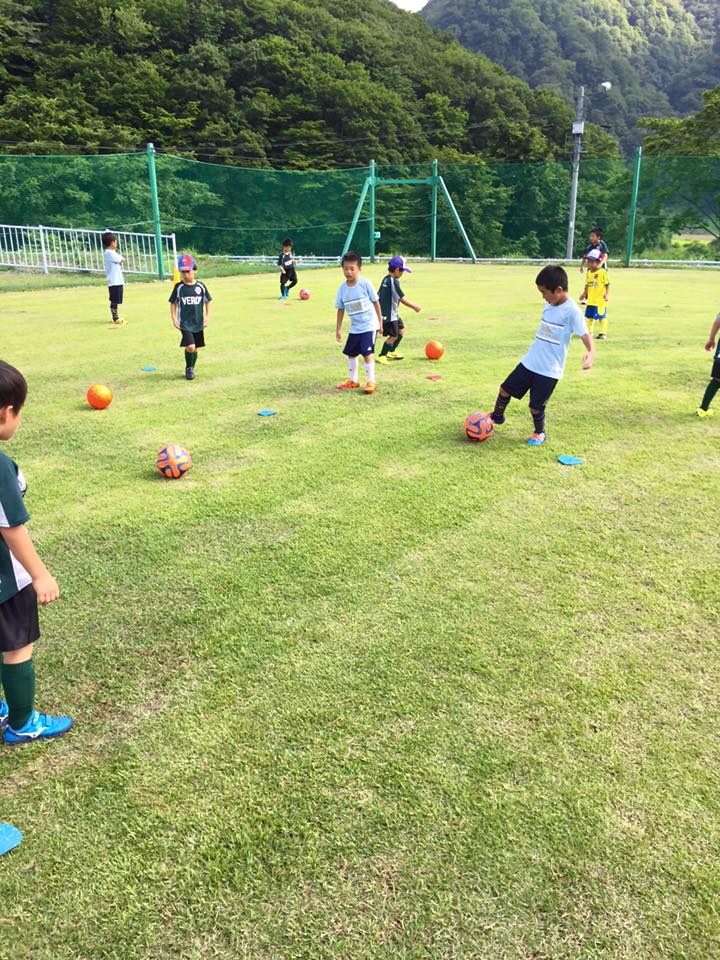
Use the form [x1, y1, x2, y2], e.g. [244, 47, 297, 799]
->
[382, 317, 405, 338]
[108, 284, 124, 304]
[180, 330, 205, 349]
[281, 269, 298, 282]
[0, 584, 40, 653]
[501, 362, 558, 408]
[712, 358, 720, 381]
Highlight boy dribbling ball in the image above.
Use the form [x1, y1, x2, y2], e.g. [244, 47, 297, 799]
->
[489, 265, 595, 445]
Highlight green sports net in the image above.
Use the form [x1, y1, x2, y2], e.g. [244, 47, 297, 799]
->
[0, 151, 717, 262]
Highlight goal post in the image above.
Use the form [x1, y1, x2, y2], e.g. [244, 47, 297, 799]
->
[341, 160, 477, 263]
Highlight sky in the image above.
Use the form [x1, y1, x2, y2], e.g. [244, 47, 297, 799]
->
[391, 0, 426, 10]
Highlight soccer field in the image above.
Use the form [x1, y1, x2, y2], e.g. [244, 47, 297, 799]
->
[1, 264, 718, 959]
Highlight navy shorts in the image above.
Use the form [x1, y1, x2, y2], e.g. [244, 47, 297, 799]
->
[180, 330, 205, 348]
[584, 305, 606, 320]
[501, 363, 558, 408]
[382, 317, 405, 338]
[0, 584, 40, 653]
[712, 358, 720, 380]
[108, 284, 124, 304]
[343, 331, 376, 357]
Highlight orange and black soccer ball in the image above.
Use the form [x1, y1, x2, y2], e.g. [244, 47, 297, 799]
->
[156, 444, 192, 479]
[464, 411, 494, 442]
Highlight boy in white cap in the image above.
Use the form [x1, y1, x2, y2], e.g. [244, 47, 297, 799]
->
[579, 250, 610, 339]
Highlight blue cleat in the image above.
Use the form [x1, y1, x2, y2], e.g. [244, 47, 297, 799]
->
[4, 710, 74, 746]
[0, 701, 7, 730]
[527, 432, 546, 446]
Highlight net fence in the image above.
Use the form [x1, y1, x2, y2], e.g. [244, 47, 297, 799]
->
[0, 151, 717, 264]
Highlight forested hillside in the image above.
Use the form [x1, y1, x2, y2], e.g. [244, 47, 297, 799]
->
[0, 0, 619, 165]
[422, 0, 720, 147]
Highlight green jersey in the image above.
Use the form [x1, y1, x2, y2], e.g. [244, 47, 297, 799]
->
[0, 450, 32, 604]
[169, 281, 212, 333]
[377, 275, 404, 322]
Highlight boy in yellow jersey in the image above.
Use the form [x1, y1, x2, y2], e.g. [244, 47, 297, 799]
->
[579, 249, 610, 339]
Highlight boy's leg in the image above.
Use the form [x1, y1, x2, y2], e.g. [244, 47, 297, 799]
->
[527, 374, 557, 445]
[388, 321, 405, 358]
[597, 313, 608, 338]
[1, 645, 35, 732]
[379, 337, 396, 358]
[286, 274, 298, 293]
[491, 388, 511, 424]
[529, 406, 546, 439]
[699, 377, 719, 413]
[184, 343, 196, 379]
[109, 285, 120, 322]
[348, 355, 359, 382]
[279, 274, 286, 298]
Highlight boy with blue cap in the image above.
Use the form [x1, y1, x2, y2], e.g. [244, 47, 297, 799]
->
[377, 256, 421, 364]
[169, 253, 212, 381]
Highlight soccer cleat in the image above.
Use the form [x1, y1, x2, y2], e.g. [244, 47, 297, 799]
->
[376, 355, 390, 364]
[596, 334, 606, 340]
[364, 382, 377, 394]
[696, 407, 713, 418]
[4, 710, 74, 746]
[527, 432, 546, 446]
[278, 293, 287, 300]
[185, 367, 195, 380]
[388, 353, 404, 360]
[336, 380, 360, 390]
[490, 412, 505, 425]
[0, 701, 8, 730]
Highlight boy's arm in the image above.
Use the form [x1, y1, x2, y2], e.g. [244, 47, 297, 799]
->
[336, 309, 344, 342]
[373, 300, 382, 331]
[705, 313, 720, 351]
[0, 525, 59, 604]
[579, 283, 588, 302]
[604, 280, 610, 301]
[204, 301, 211, 327]
[399, 297, 421, 312]
[170, 302, 180, 329]
[580, 332, 595, 370]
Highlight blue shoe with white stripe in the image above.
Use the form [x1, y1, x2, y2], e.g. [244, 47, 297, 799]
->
[4, 709, 74, 745]
[0, 701, 8, 730]
[527, 432, 546, 446]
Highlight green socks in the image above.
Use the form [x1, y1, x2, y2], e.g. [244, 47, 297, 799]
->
[2, 659, 35, 730]
[389, 334, 403, 353]
[184, 350, 198, 368]
[701, 378, 719, 411]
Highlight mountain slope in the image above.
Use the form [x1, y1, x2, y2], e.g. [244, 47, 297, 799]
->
[422, 0, 720, 146]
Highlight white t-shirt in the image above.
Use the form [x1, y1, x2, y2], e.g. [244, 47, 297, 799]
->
[334, 278, 379, 334]
[521, 298, 587, 379]
[103, 248, 124, 287]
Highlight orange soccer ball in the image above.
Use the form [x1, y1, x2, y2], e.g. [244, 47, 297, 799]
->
[425, 340, 444, 360]
[86, 384, 113, 409]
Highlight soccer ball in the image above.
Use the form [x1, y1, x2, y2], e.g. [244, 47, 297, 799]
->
[86, 384, 113, 409]
[299, 289, 310, 300]
[156, 444, 192, 479]
[425, 340, 444, 360]
[464, 411, 494, 442]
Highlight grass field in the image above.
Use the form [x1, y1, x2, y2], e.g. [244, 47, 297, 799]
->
[0, 264, 718, 960]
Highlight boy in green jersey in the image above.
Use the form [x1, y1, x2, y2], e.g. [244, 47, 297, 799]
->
[0, 360, 73, 745]
[169, 253, 212, 381]
[376, 256, 421, 364]
[696, 309, 720, 417]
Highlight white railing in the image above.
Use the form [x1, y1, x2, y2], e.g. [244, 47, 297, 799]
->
[0, 225, 177, 276]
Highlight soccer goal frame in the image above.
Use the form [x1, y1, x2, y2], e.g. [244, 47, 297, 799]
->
[341, 159, 477, 263]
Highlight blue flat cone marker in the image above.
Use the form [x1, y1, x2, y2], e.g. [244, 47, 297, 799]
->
[257, 410, 277, 417]
[558, 454, 583, 466]
[0, 823, 22, 857]
[141, 365, 157, 372]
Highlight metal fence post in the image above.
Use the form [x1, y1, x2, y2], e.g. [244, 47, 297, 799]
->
[369, 159, 376, 262]
[431, 160, 438, 262]
[624, 146, 643, 267]
[38, 225, 49, 274]
[146, 143, 165, 279]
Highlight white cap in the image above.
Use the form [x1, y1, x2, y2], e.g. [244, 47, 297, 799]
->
[586, 248, 602, 260]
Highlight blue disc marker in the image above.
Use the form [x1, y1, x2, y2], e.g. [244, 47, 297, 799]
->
[557, 454, 583, 466]
[141, 366, 157, 372]
[257, 410, 278, 417]
[0, 823, 22, 857]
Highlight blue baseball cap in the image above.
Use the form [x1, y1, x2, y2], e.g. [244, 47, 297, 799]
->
[177, 253, 197, 271]
[388, 255, 412, 273]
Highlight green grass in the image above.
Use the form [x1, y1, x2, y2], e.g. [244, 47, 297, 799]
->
[0, 265, 718, 959]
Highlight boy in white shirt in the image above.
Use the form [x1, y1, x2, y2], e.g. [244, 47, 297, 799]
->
[489, 265, 595, 445]
[102, 231, 125, 325]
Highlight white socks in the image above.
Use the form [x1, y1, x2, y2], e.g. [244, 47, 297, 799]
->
[348, 357, 359, 382]
[364, 358, 375, 383]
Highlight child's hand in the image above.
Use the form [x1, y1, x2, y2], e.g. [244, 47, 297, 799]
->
[579, 294, 586, 303]
[173, 318, 180, 330]
[33, 572, 59, 605]
[579, 265, 584, 273]
[414, 305, 421, 313]
[582, 352, 594, 370]
[705, 339, 716, 351]
[336, 331, 342, 343]
[203, 319, 208, 328]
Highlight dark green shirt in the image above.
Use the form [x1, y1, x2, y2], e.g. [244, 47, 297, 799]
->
[169, 281, 212, 333]
[377, 275, 404, 322]
[0, 450, 31, 604]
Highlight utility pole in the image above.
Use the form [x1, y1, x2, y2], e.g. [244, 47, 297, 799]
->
[565, 85, 585, 261]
